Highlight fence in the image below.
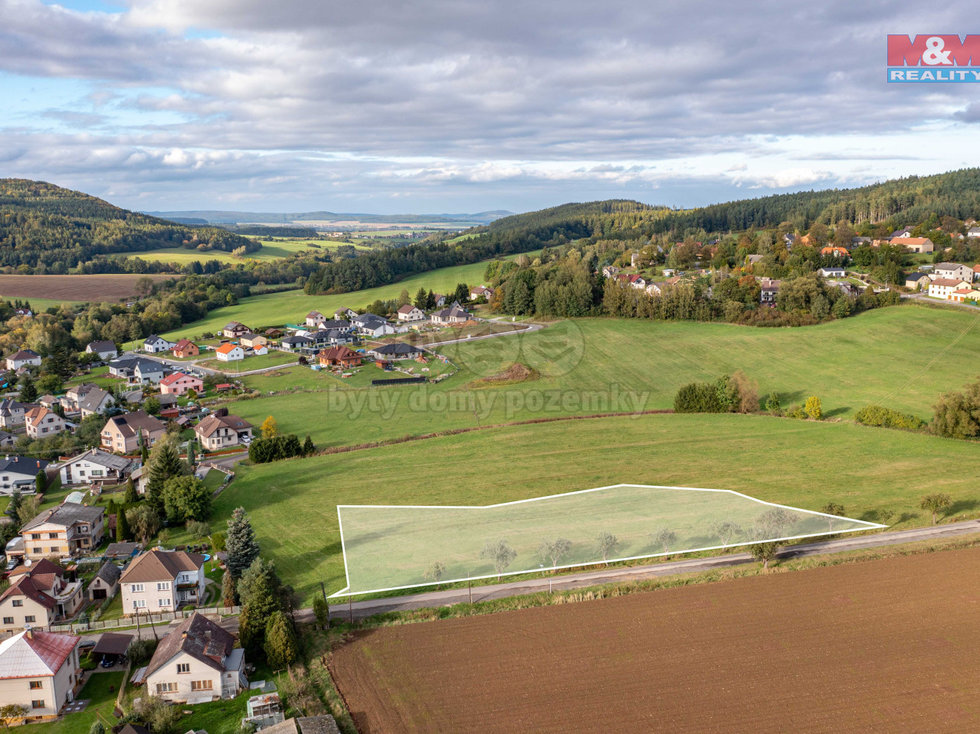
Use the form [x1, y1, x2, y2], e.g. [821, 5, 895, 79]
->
[49, 605, 241, 634]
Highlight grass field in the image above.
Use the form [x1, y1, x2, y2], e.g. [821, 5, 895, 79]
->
[208, 413, 980, 602]
[197, 350, 297, 371]
[329, 546, 980, 733]
[223, 305, 980, 450]
[113, 238, 371, 265]
[22, 672, 124, 734]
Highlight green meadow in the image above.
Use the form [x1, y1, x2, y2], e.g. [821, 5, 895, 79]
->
[113, 237, 370, 266]
[211, 413, 980, 603]
[226, 304, 980, 449]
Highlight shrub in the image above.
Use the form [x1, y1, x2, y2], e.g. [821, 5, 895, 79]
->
[248, 434, 304, 463]
[855, 405, 925, 431]
[803, 395, 822, 420]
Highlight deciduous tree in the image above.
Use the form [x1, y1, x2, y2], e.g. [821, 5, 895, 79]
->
[920, 493, 952, 525]
[480, 539, 516, 580]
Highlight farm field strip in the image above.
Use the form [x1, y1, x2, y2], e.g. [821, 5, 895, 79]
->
[0, 273, 176, 303]
[329, 546, 980, 733]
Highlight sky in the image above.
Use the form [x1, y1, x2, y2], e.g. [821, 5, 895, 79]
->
[2, 0, 980, 214]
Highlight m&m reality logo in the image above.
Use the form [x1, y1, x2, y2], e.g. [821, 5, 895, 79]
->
[888, 35, 980, 82]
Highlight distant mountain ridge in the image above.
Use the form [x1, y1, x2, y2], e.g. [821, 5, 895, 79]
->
[145, 209, 514, 226]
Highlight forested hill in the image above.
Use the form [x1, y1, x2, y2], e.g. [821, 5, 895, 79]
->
[0, 179, 258, 272]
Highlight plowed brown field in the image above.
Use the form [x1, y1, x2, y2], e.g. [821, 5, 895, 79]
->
[329, 548, 980, 733]
[0, 274, 176, 302]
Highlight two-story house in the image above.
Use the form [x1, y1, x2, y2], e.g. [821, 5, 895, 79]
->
[84, 341, 118, 361]
[0, 629, 82, 723]
[172, 339, 200, 359]
[933, 262, 973, 282]
[24, 406, 67, 440]
[119, 550, 206, 615]
[194, 410, 252, 451]
[56, 448, 138, 488]
[143, 613, 246, 702]
[396, 304, 426, 322]
[0, 456, 48, 495]
[20, 503, 105, 560]
[0, 398, 27, 429]
[143, 335, 175, 353]
[160, 372, 203, 396]
[101, 411, 166, 454]
[5, 349, 41, 371]
[222, 321, 251, 339]
[0, 559, 85, 632]
[215, 343, 244, 362]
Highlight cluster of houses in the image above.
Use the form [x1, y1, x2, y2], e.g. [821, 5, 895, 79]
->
[905, 262, 980, 302]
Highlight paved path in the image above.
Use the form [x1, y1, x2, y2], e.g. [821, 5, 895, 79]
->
[902, 293, 980, 312]
[321, 519, 980, 621]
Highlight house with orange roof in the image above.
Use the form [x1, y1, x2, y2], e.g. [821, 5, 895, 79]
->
[820, 246, 849, 259]
[928, 278, 972, 300]
[24, 406, 66, 440]
[891, 236, 935, 254]
[215, 343, 244, 362]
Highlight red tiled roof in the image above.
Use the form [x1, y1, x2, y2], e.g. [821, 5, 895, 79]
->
[0, 630, 79, 679]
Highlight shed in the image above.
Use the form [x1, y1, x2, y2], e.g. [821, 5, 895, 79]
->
[93, 631, 133, 663]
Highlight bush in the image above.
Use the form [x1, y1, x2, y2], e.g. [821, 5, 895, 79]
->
[855, 405, 926, 431]
[248, 434, 304, 463]
[127, 638, 158, 666]
[186, 520, 211, 539]
[674, 373, 758, 414]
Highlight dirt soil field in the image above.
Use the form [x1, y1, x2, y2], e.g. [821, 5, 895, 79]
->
[0, 273, 176, 302]
[329, 547, 980, 733]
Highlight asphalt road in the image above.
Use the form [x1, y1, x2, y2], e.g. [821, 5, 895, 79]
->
[322, 519, 980, 621]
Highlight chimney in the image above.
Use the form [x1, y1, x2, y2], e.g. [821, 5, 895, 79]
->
[24, 625, 33, 639]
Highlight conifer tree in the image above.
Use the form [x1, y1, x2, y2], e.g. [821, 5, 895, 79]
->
[115, 505, 130, 542]
[225, 507, 260, 580]
[264, 611, 299, 669]
[145, 438, 184, 518]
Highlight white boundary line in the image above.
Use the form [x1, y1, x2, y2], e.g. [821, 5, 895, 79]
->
[328, 484, 887, 598]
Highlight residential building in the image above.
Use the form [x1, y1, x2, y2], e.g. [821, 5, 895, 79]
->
[280, 335, 312, 353]
[891, 236, 935, 254]
[601, 265, 620, 278]
[0, 629, 82, 722]
[0, 430, 15, 448]
[820, 246, 849, 259]
[222, 322, 251, 339]
[973, 264, 980, 282]
[172, 339, 199, 359]
[746, 254, 764, 266]
[967, 226, 980, 239]
[317, 346, 362, 368]
[143, 612, 245, 702]
[24, 406, 66, 440]
[368, 343, 424, 361]
[889, 228, 914, 239]
[314, 319, 352, 333]
[160, 372, 203, 396]
[333, 308, 358, 320]
[120, 550, 206, 615]
[143, 335, 175, 354]
[431, 294, 447, 308]
[759, 278, 781, 304]
[305, 329, 354, 349]
[88, 561, 121, 602]
[101, 411, 166, 454]
[305, 311, 325, 328]
[215, 344, 244, 362]
[20, 503, 105, 560]
[905, 272, 930, 290]
[194, 410, 253, 451]
[353, 314, 396, 337]
[396, 304, 426, 322]
[615, 273, 647, 289]
[469, 285, 494, 300]
[109, 357, 165, 384]
[0, 456, 48, 495]
[84, 341, 117, 361]
[430, 302, 471, 325]
[950, 287, 980, 303]
[818, 267, 846, 278]
[0, 398, 26, 429]
[57, 448, 138, 488]
[0, 560, 85, 631]
[240, 333, 267, 350]
[78, 387, 115, 418]
[928, 278, 972, 300]
[6, 350, 41, 371]
[933, 262, 973, 282]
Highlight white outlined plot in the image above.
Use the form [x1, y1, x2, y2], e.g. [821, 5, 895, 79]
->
[330, 484, 886, 597]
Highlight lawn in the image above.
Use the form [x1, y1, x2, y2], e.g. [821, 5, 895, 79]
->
[149, 252, 533, 343]
[210, 412, 980, 603]
[224, 304, 980, 450]
[65, 366, 117, 389]
[197, 351, 297, 372]
[21, 672, 124, 734]
[173, 689, 250, 734]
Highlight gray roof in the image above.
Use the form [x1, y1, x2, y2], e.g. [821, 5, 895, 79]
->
[22, 502, 103, 532]
[58, 448, 135, 473]
[79, 387, 113, 413]
[372, 342, 422, 356]
[282, 335, 312, 345]
[110, 357, 164, 374]
[0, 455, 48, 477]
[86, 341, 116, 352]
[94, 560, 121, 586]
[0, 398, 24, 417]
[935, 262, 966, 270]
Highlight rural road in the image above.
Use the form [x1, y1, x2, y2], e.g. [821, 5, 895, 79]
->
[322, 519, 980, 620]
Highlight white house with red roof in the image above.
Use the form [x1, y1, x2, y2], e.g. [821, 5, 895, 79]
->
[160, 372, 203, 396]
[0, 560, 85, 632]
[396, 304, 426, 322]
[5, 349, 41, 371]
[215, 344, 244, 362]
[0, 628, 82, 722]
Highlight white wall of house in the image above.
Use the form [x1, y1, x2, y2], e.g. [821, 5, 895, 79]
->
[0, 596, 53, 632]
[146, 651, 224, 702]
[0, 646, 80, 719]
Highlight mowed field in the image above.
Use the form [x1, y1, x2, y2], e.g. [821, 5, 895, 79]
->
[330, 547, 980, 733]
[113, 238, 371, 265]
[210, 413, 980, 602]
[226, 304, 980, 450]
[0, 273, 176, 303]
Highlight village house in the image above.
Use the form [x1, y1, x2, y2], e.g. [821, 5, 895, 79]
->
[0, 629, 82, 722]
[933, 262, 973, 282]
[6, 349, 41, 371]
[142, 612, 246, 702]
[57, 448, 138, 488]
[615, 273, 647, 290]
[280, 335, 313, 353]
[194, 409, 253, 451]
[88, 561, 121, 602]
[24, 406, 66, 440]
[759, 278, 781, 304]
[172, 339, 199, 359]
[109, 357, 165, 385]
[305, 329, 354, 349]
[431, 294, 447, 308]
[21, 503, 105, 560]
[215, 343, 244, 362]
[305, 311, 325, 328]
[0, 398, 27, 429]
[905, 272, 930, 290]
[968, 226, 980, 238]
[160, 372, 203, 396]
[78, 387, 115, 418]
[396, 304, 426, 322]
[334, 308, 358, 320]
[891, 236, 935, 254]
[431, 302, 471, 325]
[928, 278, 973, 300]
[222, 322, 251, 339]
[120, 549, 206, 615]
[601, 265, 620, 278]
[315, 319, 353, 333]
[950, 287, 980, 303]
[818, 267, 846, 278]
[353, 314, 396, 337]
[143, 335, 174, 354]
[0, 431, 15, 448]
[0, 456, 48, 495]
[0, 559, 85, 632]
[84, 340, 117, 361]
[469, 285, 494, 300]
[101, 411, 166, 454]
[239, 333, 268, 350]
[889, 228, 914, 239]
[368, 343, 424, 361]
[820, 246, 849, 259]
[317, 346, 362, 368]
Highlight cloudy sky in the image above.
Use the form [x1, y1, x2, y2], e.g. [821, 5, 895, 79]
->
[2, 0, 979, 214]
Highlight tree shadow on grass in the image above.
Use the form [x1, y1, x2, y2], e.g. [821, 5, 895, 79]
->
[824, 406, 850, 418]
[947, 499, 979, 516]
